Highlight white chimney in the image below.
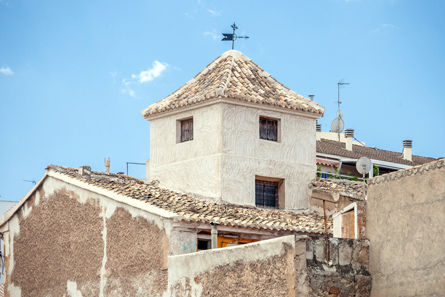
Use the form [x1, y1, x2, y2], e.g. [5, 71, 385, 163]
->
[402, 140, 412, 161]
[104, 157, 110, 173]
[345, 129, 354, 151]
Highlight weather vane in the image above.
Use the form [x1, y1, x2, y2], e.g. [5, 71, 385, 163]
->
[221, 22, 249, 50]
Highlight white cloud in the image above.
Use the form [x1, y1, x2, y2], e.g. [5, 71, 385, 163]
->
[203, 31, 219, 41]
[110, 71, 117, 78]
[207, 9, 221, 16]
[0, 66, 13, 75]
[133, 60, 168, 83]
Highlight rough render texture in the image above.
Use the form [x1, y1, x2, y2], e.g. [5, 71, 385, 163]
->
[4, 177, 170, 297]
[367, 161, 445, 297]
[149, 103, 223, 199]
[306, 238, 371, 297]
[167, 236, 370, 297]
[168, 235, 306, 297]
[149, 102, 316, 209]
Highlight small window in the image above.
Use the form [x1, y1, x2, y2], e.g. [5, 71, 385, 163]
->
[197, 239, 211, 250]
[180, 118, 193, 142]
[255, 180, 279, 208]
[259, 116, 278, 141]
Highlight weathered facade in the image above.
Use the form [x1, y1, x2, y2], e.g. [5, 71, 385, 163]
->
[367, 158, 445, 297]
[168, 235, 371, 297]
[0, 165, 334, 296]
[0, 168, 173, 296]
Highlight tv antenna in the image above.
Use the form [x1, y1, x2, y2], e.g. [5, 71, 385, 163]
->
[331, 82, 349, 140]
[221, 22, 249, 50]
[23, 179, 36, 185]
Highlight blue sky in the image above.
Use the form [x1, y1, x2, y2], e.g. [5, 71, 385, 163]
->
[1, 0, 444, 201]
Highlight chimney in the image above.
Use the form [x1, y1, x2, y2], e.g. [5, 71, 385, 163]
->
[345, 129, 354, 151]
[402, 140, 412, 161]
[78, 165, 91, 179]
[104, 157, 110, 173]
[308, 94, 315, 101]
[210, 222, 220, 249]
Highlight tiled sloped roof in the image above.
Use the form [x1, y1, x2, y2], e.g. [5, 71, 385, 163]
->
[141, 50, 324, 118]
[309, 178, 367, 200]
[369, 158, 445, 185]
[317, 138, 436, 166]
[48, 165, 331, 235]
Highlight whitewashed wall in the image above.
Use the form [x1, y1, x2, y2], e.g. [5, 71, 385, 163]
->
[149, 104, 223, 199]
[148, 101, 317, 209]
[220, 103, 316, 209]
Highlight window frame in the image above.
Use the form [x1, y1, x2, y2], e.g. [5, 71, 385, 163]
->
[259, 116, 280, 142]
[255, 176, 285, 209]
[176, 117, 193, 143]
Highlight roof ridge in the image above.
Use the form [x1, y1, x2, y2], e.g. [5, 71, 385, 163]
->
[221, 51, 235, 94]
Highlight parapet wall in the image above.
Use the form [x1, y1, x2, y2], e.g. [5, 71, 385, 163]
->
[167, 235, 371, 297]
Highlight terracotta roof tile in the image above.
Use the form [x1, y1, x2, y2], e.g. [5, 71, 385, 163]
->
[141, 50, 325, 118]
[48, 165, 331, 235]
[309, 178, 367, 200]
[317, 138, 436, 166]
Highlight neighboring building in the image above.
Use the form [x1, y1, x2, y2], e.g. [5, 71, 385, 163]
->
[316, 130, 436, 178]
[143, 49, 324, 210]
[0, 165, 331, 296]
[367, 158, 445, 297]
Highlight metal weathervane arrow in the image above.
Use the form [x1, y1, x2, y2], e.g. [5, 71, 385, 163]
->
[222, 22, 249, 50]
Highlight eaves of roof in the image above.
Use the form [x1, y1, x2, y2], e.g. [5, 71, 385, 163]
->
[34, 165, 331, 235]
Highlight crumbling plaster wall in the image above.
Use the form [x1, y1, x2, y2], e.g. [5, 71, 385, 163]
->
[167, 235, 371, 297]
[3, 175, 172, 297]
[367, 160, 445, 297]
[167, 235, 307, 297]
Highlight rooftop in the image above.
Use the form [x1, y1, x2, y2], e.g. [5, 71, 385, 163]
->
[48, 165, 331, 235]
[141, 50, 325, 118]
[317, 138, 436, 166]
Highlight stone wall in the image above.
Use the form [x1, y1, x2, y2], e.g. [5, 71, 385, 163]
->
[367, 159, 445, 297]
[306, 238, 371, 296]
[167, 235, 306, 297]
[2, 175, 170, 297]
[167, 235, 371, 297]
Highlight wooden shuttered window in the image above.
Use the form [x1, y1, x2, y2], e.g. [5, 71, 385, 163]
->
[259, 117, 278, 141]
[180, 118, 193, 142]
[255, 180, 279, 208]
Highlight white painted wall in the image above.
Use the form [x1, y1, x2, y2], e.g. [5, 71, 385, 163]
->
[149, 103, 223, 199]
[148, 101, 318, 209]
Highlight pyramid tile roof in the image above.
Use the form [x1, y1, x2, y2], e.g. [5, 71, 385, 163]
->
[317, 138, 436, 166]
[47, 165, 331, 235]
[142, 50, 324, 118]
